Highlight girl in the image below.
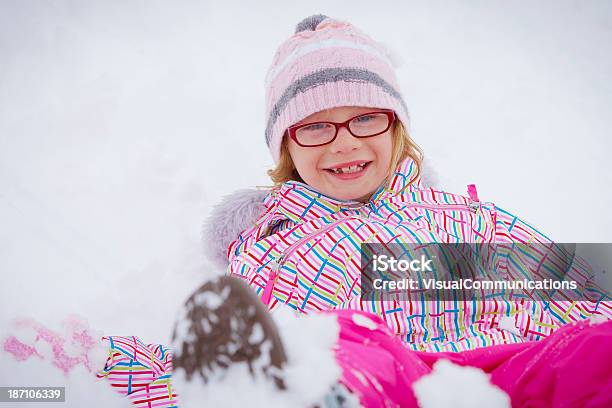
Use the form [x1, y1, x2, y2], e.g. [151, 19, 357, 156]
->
[219, 13, 610, 352]
[3, 13, 611, 408]
[201, 13, 612, 405]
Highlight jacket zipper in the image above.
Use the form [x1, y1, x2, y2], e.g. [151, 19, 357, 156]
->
[260, 199, 481, 305]
[261, 216, 355, 305]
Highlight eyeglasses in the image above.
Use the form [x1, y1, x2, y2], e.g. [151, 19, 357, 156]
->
[287, 110, 396, 147]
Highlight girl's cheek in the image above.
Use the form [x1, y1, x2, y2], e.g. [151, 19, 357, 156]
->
[297, 154, 322, 183]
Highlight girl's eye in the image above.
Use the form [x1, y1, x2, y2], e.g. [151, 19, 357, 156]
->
[301, 123, 328, 132]
[355, 115, 375, 123]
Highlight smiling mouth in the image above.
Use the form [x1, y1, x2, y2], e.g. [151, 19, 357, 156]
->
[324, 161, 372, 174]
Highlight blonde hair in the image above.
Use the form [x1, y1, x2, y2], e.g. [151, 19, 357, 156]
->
[267, 119, 423, 192]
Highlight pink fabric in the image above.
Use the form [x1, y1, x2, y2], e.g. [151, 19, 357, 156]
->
[267, 46, 398, 100]
[332, 309, 612, 408]
[261, 268, 278, 306]
[467, 183, 480, 202]
[266, 21, 390, 88]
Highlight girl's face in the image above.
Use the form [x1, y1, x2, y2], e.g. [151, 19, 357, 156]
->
[286, 106, 394, 202]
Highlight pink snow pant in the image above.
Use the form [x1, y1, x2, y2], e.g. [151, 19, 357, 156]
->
[333, 310, 611, 408]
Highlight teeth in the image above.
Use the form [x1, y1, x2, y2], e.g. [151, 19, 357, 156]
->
[332, 162, 367, 174]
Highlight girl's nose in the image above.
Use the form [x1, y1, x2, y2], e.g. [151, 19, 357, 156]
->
[328, 126, 362, 154]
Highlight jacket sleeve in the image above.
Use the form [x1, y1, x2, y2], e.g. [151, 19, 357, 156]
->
[97, 336, 178, 407]
[1, 316, 175, 407]
[492, 205, 611, 323]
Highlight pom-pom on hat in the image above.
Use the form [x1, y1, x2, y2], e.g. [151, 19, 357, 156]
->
[264, 14, 410, 163]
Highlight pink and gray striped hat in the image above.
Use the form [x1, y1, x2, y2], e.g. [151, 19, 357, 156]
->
[265, 14, 410, 163]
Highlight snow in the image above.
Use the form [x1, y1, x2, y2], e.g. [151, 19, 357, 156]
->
[0, 355, 132, 408]
[274, 307, 342, 406]
[0, 317, 130, 407]
[1, 0, 611, 404]
[498, 315, 521, 337]
[248, 322, 264, 343]
[589, 314, 609, 325]
[413, 360, 511, 408]
[351, 313, 379, 330]
[194, 286, 229, 310]
[174, 306, 342, 407]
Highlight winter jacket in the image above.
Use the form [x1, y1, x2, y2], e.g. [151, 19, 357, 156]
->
[227, 156, 611, 352]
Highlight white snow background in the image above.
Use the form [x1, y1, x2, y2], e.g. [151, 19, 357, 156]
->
[1, 0, 611, 400]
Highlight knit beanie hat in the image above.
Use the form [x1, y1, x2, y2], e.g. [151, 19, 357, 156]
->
[265, 14, 410, 164]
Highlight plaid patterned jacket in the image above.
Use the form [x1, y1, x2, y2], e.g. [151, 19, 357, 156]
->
[228, 156, 611, 352]
[97, 336, 177, 407]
